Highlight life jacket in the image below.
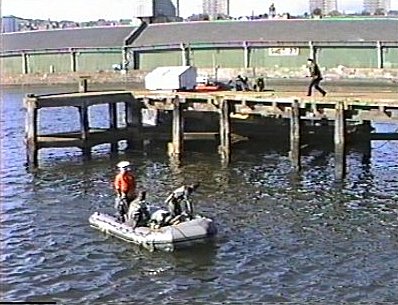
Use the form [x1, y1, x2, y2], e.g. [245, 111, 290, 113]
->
[114, 172, 136, 197]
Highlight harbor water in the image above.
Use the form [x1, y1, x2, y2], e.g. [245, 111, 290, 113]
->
[1, 85, 398, 304]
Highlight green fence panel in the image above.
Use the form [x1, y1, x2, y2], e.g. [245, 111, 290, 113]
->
[28, 53, 71, 73]
[140, 51, 181, 70]
[2, 46, 397, 75]
[77, 52, 122, 72]
[1, 56, 23, 74]
[190, 49, 245, 68]
[384, 47, 398, 68]
[190, 49, 216, 68]
[215, 49, 243, 68]
[318, 48, 377, 68]
[250, 47, 309, 68]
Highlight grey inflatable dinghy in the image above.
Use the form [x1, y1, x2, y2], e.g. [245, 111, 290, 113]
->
[89, 212, 217, 251]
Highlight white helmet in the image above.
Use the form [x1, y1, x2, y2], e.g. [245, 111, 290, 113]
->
[117, 160, 130, 169]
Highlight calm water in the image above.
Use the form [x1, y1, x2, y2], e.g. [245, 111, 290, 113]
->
[1, 85, 398, 304]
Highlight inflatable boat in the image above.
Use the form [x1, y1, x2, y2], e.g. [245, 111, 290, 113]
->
[90, 184, 217, 251]
[89, 211, 217, 252]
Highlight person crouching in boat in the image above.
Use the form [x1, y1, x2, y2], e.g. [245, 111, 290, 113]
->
[165, 183, 200, 221]
[126, 191, 150, 228]
[114, 161, 137, 223]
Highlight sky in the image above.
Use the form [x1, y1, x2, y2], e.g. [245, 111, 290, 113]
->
[2, 0, 398, 21]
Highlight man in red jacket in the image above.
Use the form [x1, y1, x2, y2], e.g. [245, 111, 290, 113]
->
[114, 161, 137, 222]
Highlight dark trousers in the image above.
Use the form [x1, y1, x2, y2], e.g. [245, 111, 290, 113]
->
[307, 77, 326, 96]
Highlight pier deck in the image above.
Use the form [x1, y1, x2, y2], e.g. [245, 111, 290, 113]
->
[29, 89, 398, 122]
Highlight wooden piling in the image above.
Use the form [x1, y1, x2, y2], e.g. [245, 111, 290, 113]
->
[168, 96, 184, 159]
[218, 98, 231, 163]
[78, 105, 91, 159]
[361, 137, 372, 168]
[334, 101, 347, 179]
[25, 96, 38, 167]
[290, 99, 301, 171]
[109, 103, 118, 153]
[125, 97, 143, 151]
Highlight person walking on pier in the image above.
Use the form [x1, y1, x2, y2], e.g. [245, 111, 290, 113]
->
[114, 161, 137, 222]
[307, 58, 327, 97]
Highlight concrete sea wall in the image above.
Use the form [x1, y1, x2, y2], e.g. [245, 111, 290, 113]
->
[1, 67, 397, 86]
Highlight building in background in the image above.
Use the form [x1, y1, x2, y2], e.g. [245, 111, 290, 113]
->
[202, 0, 230, 18]
[1, 16, 18, 33]
[363, 0, 391, 14]
[173, 0, 180, 17]
[132, 0, 182, 23]
[309, 0, 337, 14]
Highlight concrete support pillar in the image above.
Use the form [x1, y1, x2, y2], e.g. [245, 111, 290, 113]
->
[218, 98, 231, 164]
[122, 47, 129, 70]
[180, 43, 190, 66]
[22, 53, 29, 74]
[377, 41, 384, 69]
[25, 96, 38, 167]
[289, 99, 301, 171]
[132, 51, 140, 70]
[168, 96, 184, 159]
[70, 50, 77, 72]
[78, 105, 91, 159]
[334, 101, 347, 180]
[109, 102, 118, 153]
[243, 41, 250, 69]
[309, 41, 316, 61]
[125, 98, 143, 151]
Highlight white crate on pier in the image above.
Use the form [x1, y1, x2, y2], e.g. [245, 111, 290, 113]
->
[145, 66, 197, 91]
